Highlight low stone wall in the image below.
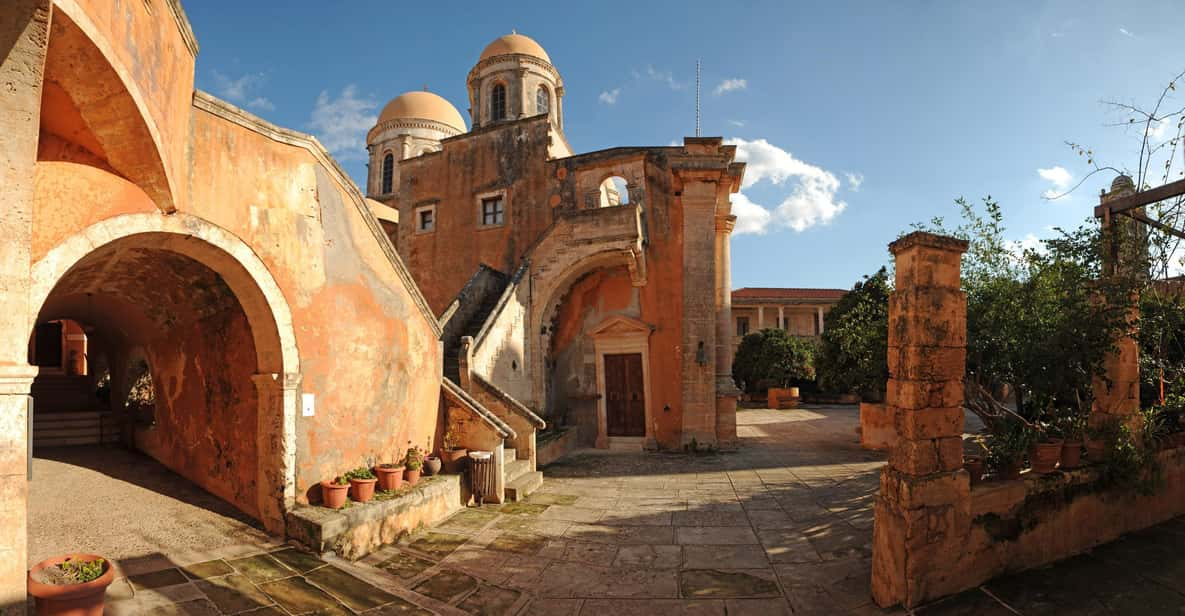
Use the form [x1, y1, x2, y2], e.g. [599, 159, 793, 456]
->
[538, 426, 578, 466]
[286, 474, 463, 560]
[859, 402, 896, 450]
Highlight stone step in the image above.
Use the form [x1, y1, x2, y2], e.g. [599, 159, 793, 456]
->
[504, 470, 543, 502]
[504, 458, 530, 483]
[504, 448, 517, 461]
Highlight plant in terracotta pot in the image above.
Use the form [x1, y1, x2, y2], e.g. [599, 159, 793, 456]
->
[375, 461, 405, 492]
[345, 466, 378, 503]
[320, 475, 350, 509]
[440, 429, 468, 474]
[1057, 409, 1086, 470]
[986, 420, 1033, 481]
[28, 554, 114, 616]
[963, 437, 987, 486]
[1030, 418, 1064, 474]
[404, 443, 424, 486]
[1086, 416, 1122, 461]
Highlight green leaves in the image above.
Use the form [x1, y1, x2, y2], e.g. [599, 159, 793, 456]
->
[732, 328, 817, 393]
[816, 268, 891, 402]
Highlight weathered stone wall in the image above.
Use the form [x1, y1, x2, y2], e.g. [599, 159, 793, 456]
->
[470, 273, 530, 403]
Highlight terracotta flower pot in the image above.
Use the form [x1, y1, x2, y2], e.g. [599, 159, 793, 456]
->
[1060, 441, 1083, 470]
[27, 553, 115, 616]
[1031, 440, 1063, 474]
[320, 480, 349, 509]
[964, 456, 985, 486]
[375, 465, 404, 491]
[423, 456, 442, 476]
[441, 448, 469, 474]
[405, 467, 421, 486]
[349, 477, 377, 503]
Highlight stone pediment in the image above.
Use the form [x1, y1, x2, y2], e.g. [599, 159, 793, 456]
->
[589, 315, 653, 339]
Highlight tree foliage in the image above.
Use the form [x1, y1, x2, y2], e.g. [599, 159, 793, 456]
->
[816, 268, 891, 402]
[732, 328, 816, 394]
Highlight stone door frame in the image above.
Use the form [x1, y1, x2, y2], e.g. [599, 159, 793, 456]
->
[590, 315, 653, 450]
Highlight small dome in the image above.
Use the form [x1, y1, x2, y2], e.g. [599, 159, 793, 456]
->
[376, 91, 466, 132]
[479, 33, 551, 63]
[1111, 174, 1135, 192]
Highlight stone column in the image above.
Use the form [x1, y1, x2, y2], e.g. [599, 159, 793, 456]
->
[714, 215, 739, 448]
[252, 372, 302, 535]
[554, 85, 565, 130]
[757, 306, 764, 329]
[817, 306, 825, 335]
[0, 2, 50, 611]
[1092, 176, 1142, 425]
[872, 232, 970, 608]
[679, 178, 719, 447]
[516, 68, 529, 119]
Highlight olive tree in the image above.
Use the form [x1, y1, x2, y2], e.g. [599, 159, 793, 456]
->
[816, 268, 891, 402]
[732, 328, 816, 395]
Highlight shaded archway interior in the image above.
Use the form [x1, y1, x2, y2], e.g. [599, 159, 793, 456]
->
[31, 235, 267, 520]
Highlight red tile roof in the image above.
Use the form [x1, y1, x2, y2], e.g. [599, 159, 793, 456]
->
[731, 287, 848, 301]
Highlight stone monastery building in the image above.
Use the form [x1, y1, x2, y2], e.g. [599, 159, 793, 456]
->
[0, 1, 744, 604]
[364, 33, 746, 454]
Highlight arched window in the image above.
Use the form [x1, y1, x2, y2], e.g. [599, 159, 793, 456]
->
[491, 83, 507, 121]
[599, 176, 630, 207]
[381, 153, 394, 194]
[536, 85, 550, 115]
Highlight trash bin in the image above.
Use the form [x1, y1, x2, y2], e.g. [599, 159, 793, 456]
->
[468, 450, 496, 505]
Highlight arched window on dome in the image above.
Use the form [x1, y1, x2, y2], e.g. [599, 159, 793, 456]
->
[381, 153, 394, 194]
[536, 85, 550, 115]
[491, 83, 507, 121]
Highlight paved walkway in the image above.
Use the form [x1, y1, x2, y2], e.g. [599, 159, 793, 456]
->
[28, 406, 1185, 614]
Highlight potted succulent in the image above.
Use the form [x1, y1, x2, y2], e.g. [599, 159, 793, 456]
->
[986, 420, 1033, 481]
[345, 466, 378, 503]
[320, 475, 349, 509]
[28, 554, 114, 616]
[440, 430, 468, 474]
[404, 443, 424, 486]
[375, 461, 404, 492]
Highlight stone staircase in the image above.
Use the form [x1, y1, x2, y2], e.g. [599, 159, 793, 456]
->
[33, 410, 119, 448]
[503, 447, 542, 502]
[444, 293, 503, 382]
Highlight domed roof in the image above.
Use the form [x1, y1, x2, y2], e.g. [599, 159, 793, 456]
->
[376, 91, 466, 132]
[479, 32, 551, 63]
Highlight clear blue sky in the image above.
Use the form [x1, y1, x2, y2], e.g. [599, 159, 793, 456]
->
[185, 1, 1185, 290]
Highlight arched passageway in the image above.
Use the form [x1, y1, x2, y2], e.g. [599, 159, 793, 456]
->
[26, 220, 301, 564]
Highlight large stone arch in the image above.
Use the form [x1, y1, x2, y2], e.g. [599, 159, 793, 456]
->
[29, 213, 301, 532]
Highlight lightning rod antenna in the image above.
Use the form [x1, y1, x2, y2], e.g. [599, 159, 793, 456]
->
[695, 59, 701, 137]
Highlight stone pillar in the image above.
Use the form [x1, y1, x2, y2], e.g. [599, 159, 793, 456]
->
[872, 232, 970, 608]
[1092, 176, 1142, 425]
[777, 306, 785, 330]
[0, 2, 50, 612]
[516, 68, 529, 119]
[252, 372, 302, 535]
[554, 85, 565, 130]
[679, 177, 720, 447]
[817, 306, 825, 335]
[714, 215, 739, 448]
[757, 306, 764, 329]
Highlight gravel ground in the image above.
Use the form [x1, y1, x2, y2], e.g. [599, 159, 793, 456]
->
[27, 446, 272, 568]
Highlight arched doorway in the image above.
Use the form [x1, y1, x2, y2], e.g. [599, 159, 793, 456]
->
[27, 216, 301, 562]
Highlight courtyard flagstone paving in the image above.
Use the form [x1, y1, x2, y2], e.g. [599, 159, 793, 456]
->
[71, 405, 1185, 614]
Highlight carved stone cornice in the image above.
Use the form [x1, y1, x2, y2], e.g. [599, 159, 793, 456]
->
[366, 118, 463, 144]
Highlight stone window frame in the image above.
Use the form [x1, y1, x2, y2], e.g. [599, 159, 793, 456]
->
[490, 81, 508, 122]
[536, 84, 550, 115]
[380, 151, 394, 194]
[476, 189, 508, 230]
[414, 203, 437, 235]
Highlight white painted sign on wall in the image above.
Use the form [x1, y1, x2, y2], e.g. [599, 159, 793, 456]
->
[302, 393, 315, 417]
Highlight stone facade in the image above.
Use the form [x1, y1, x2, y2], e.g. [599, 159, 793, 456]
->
[365, 34, 745, 452]
[730, 287, 846, 348]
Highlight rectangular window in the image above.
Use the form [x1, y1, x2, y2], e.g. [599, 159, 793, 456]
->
[416, 208, 435, 233]
[480, 196, 504, 227]
[736, 317, 749, 338]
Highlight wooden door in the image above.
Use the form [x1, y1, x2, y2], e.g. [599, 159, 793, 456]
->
[605, 353, 645, 437]
[33, 322, 63, 368]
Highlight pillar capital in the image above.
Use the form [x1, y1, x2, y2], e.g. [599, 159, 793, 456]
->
[0, 365, 39, 395]
[715, 215, 736, 234]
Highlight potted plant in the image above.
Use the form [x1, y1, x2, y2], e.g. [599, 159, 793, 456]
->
[1059, 411, 1085, 470]
[28, 554, 114, 616]
[422, 438, 442, 476]
[345, 466, 377, 503]
[440, 430, 468, 474]
[964, 455, 985, 486]
[404, 443, 424, 486]
[986, 420, 1033, 481]
[375, 461, 404, 491]
[1030, 419, 1064, 474]
[320, 476, 349, 509]
[1086, 417, 1121, 461]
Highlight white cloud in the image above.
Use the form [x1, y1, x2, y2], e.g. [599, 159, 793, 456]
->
[1147, 117, 1169, 141]
[726, 137, 849, 234]
[309, 85, 377, 159]
[845, 172, 864, 192]
[599, 88, 621, 105]
[1038, 165, 1073, 199]
[728, 119, 746, 127]
[714, 78, 747, 95]
[1119, 27, 1134, 37]
[1006, 233, 1043, 260]
[647, 65, 686, 90]
[247, 97, 275, 111]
